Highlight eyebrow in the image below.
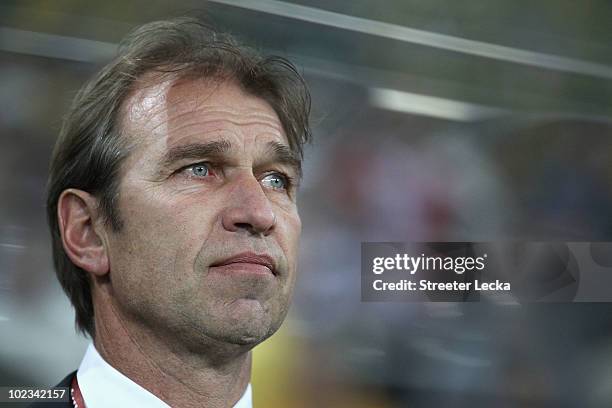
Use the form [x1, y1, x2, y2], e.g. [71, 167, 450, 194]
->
[262, 141, 303, 178]
[159, 139, 302, 177]
[160, 140, 232, 169]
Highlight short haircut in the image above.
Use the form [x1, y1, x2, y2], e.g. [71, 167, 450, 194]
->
[46, 17, 311, 338]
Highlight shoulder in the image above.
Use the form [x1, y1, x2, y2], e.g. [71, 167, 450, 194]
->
[27, 371, 76, 408]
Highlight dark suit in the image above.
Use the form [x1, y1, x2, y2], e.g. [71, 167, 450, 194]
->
[28, 371, 76, 408]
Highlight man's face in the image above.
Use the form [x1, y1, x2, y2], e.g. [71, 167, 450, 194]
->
[103, 77, 301, 349]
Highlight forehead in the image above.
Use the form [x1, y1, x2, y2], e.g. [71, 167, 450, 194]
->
[121, 75, 286, 154]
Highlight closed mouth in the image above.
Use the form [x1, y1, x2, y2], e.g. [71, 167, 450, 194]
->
[211, 252, 276, 275]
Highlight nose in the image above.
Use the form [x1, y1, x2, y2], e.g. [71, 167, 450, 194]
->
[221, 176, 276, 236]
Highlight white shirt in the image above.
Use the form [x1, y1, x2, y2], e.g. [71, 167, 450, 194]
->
[77, 343, 252, 408]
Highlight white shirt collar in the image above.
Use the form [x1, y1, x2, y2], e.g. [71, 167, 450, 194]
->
[77, 343, 252, 408]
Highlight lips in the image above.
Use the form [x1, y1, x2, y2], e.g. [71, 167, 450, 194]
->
[211, 252, 276, 276]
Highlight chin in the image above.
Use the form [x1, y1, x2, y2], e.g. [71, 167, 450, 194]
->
[218, 305, 285, 346]
[179, 297, 289, 350]
[208, 322, 274, 348]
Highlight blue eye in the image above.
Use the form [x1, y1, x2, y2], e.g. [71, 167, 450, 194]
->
[262, 173, 288, 190]
[189, 163, 210, 178]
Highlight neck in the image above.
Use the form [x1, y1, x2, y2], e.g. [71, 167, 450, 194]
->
[92, 291, 251, 408]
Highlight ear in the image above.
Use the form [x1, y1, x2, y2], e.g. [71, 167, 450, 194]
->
[57, 189, 109, 277]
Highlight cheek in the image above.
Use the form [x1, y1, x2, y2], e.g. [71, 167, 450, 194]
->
[121, 184, 217, 238]
[279, 206, 301, 248]
[279, 210, 302, 281]
[290, 215, 302, 253]
[110, 188, 213, 285]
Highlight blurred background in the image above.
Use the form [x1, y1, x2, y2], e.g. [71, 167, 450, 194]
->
[1, 1, 612, 407]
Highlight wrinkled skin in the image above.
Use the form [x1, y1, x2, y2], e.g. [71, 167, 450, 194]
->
[104, 77, 302, 353]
